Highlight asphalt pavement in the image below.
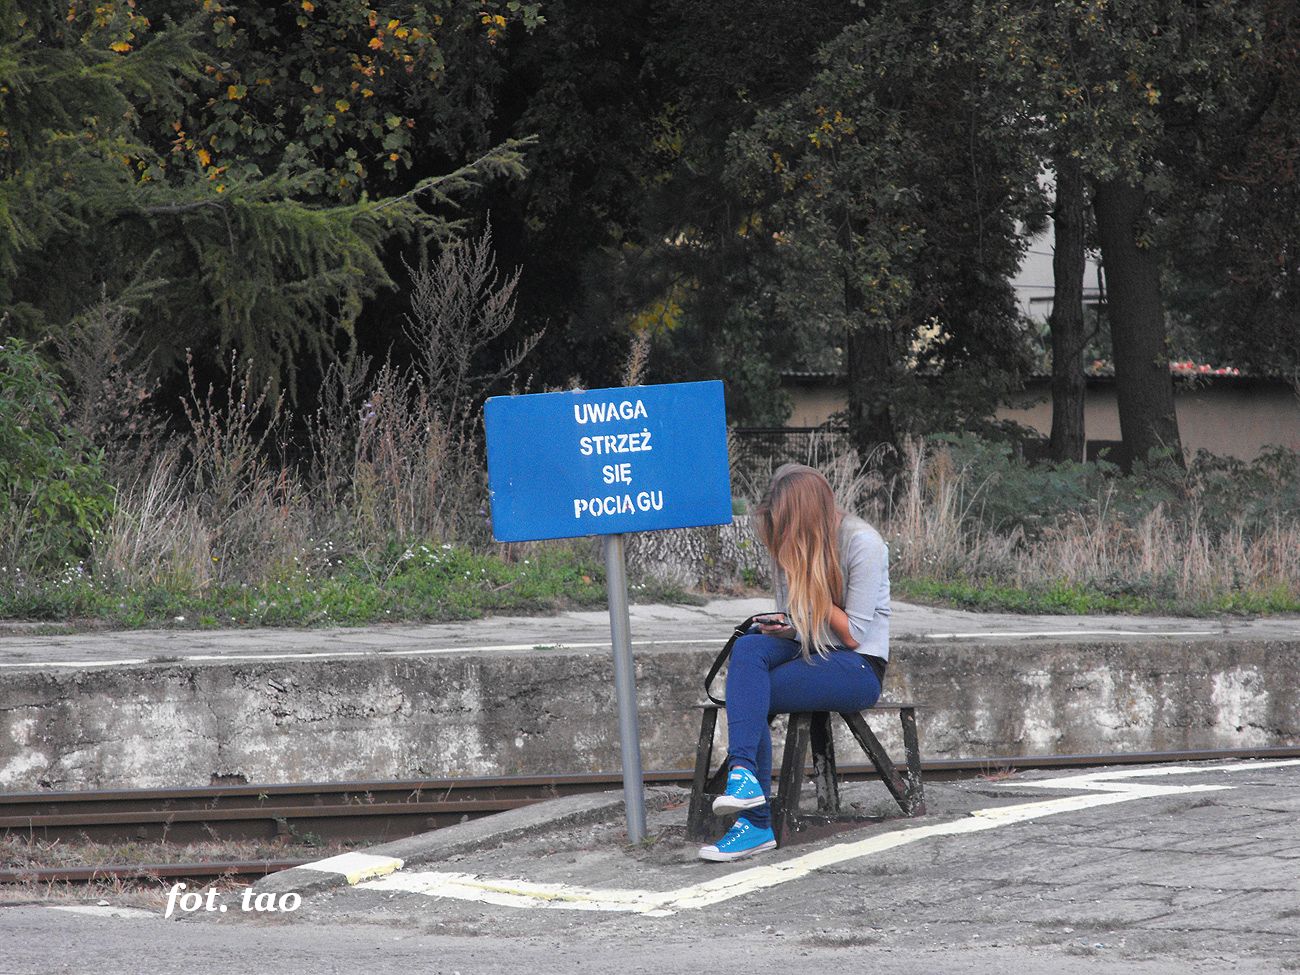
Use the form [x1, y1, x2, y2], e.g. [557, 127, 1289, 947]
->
[4, 758, 1295, 974]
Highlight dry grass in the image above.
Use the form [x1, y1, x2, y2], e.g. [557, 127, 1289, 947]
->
[639, 436, 1300, 611]
[890, 442, 1299, 607]
[30, 228, 533, 599]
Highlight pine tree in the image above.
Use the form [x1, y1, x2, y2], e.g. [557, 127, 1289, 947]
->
[0, 0, 535, 405]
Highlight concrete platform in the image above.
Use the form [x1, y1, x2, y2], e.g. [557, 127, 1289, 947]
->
[2, 596, 1293, 670]
[4, 758, 1294, 974]
[1, 599, 1297, 790]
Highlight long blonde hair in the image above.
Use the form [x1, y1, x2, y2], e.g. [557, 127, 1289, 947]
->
[754, 463, 843, 660]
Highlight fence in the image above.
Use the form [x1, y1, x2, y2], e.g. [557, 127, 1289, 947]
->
[728, 426, 853, 495]
[624, 427, 857, 591]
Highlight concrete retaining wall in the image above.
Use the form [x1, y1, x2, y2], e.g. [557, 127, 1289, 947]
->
[1, 638, 1297, 790]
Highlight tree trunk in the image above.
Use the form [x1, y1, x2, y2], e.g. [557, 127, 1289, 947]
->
[845, 321, 898, 466]
[840, 215, 900, 477]
[1091, 179, 1183, 468]
[1048, 155, 1087, 463]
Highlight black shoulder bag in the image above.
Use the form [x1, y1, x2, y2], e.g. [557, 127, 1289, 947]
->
[703, 613, 778, 706]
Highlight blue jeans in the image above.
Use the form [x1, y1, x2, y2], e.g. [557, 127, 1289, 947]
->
[724, 633, 882, 830]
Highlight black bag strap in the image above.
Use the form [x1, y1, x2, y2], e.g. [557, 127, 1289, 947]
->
[704, 613, 780, 707]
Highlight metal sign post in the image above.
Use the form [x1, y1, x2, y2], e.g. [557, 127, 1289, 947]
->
[483, 381, 732, 845]
[602, 533, 646, 843]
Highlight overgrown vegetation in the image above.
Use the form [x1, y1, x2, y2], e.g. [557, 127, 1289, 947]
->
[0, 231, 694, 629]
[634, 431, 1300, 617]
[1, 217, 1296, 627]
[761, 436, 1300, 616]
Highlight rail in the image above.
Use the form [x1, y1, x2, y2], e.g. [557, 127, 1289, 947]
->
[4, 745, 1297, 884]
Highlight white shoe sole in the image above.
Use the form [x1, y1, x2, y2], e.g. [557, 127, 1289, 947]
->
[697, 839, 777, 862]
[712, 793, 767, 815]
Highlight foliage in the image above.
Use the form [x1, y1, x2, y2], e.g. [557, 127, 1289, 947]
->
[47, 273, 174, 486]
[0, 0, 538, 405]
[1161, 0, 1300, 378]
[400, 220, 540, 446]
[699, 435, 1300, 616]
[981, 0, 1266, 182]
[0, 335, 116, 573]
[892, 576, 1300, 618]
[721, 1, 1044, 442]
[155, 0, 543, 204]
[464, 0, 870, 425]
[922, 432, 1300, 543]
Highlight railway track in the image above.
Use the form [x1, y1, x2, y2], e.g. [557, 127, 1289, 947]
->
[4, 745, 1297, 885]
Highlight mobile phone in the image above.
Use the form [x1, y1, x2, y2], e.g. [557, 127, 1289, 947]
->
[754, 614, 790, 627]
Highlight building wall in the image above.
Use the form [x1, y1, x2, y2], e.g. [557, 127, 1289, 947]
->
[786, 386, 848, 428]
[782, 379, 1300, 461]
[998, 381, 1300, 460]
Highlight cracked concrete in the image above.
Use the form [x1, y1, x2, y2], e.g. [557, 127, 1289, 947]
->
[0, 598, 1296, 789]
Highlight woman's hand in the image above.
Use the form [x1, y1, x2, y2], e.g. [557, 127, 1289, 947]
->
[756, 615, 797, 640]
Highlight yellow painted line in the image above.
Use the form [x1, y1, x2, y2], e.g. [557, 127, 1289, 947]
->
[357, 760, 1299, 915]
[367, 872, 674, 916]
[296, 852, 405, 885]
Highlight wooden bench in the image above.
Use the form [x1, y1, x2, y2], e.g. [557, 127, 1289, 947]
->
[686, 702, 926, 846]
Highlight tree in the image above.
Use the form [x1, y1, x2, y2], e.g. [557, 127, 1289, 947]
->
[0, 1, 538, 405]
[1162, 0, 1300, 382]
[1010, 0, 1266, 466]
[1048, 154, 1087, 462]
[724, 1, 1042, 462]
[456, 0, 868, 424]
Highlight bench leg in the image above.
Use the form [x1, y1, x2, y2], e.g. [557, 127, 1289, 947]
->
[773, 712, 811, 847]
[900, 706, 926, 816]
[687, 707, 719, 841]
[840, 710, 914, 816]
[809, 711, 840, 813]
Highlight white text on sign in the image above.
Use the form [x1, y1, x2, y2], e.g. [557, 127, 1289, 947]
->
[604, 463, 633, 484]
[574, 491, 664, 518]
[572, 398, 666, 521]
[574, 400, 649, 423]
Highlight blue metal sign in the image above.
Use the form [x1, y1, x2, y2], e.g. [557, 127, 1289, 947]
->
[484, 380, 732, 542]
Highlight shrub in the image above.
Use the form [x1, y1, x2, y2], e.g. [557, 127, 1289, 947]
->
[0, 336, 116, 575]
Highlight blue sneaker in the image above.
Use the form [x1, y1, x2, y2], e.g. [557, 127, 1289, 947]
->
[698, 817, 777, 862]
[711, 766, 766, 815]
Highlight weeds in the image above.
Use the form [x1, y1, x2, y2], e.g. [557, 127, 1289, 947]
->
[3, 221, 1297, 622]
[640, 435, 1300, 615]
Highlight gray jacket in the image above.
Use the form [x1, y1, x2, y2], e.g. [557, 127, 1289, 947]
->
[772, 511, 891, 661]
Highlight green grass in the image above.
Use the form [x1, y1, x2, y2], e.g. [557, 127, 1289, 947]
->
[894, 576, 1300, 617]
[0, 543, 701, 630]
[4, 545, 1295, 630]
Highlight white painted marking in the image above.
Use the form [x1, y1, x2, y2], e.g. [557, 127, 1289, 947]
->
[917, 629, 1216, 640]
[357, 760, 1300, 915]
[0, 639, 723, 670]
[48, 905, 157, 919]
[0, 658, 152, 669]
[295, 852, 405, 885]
[0, 629, 1228, 670]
